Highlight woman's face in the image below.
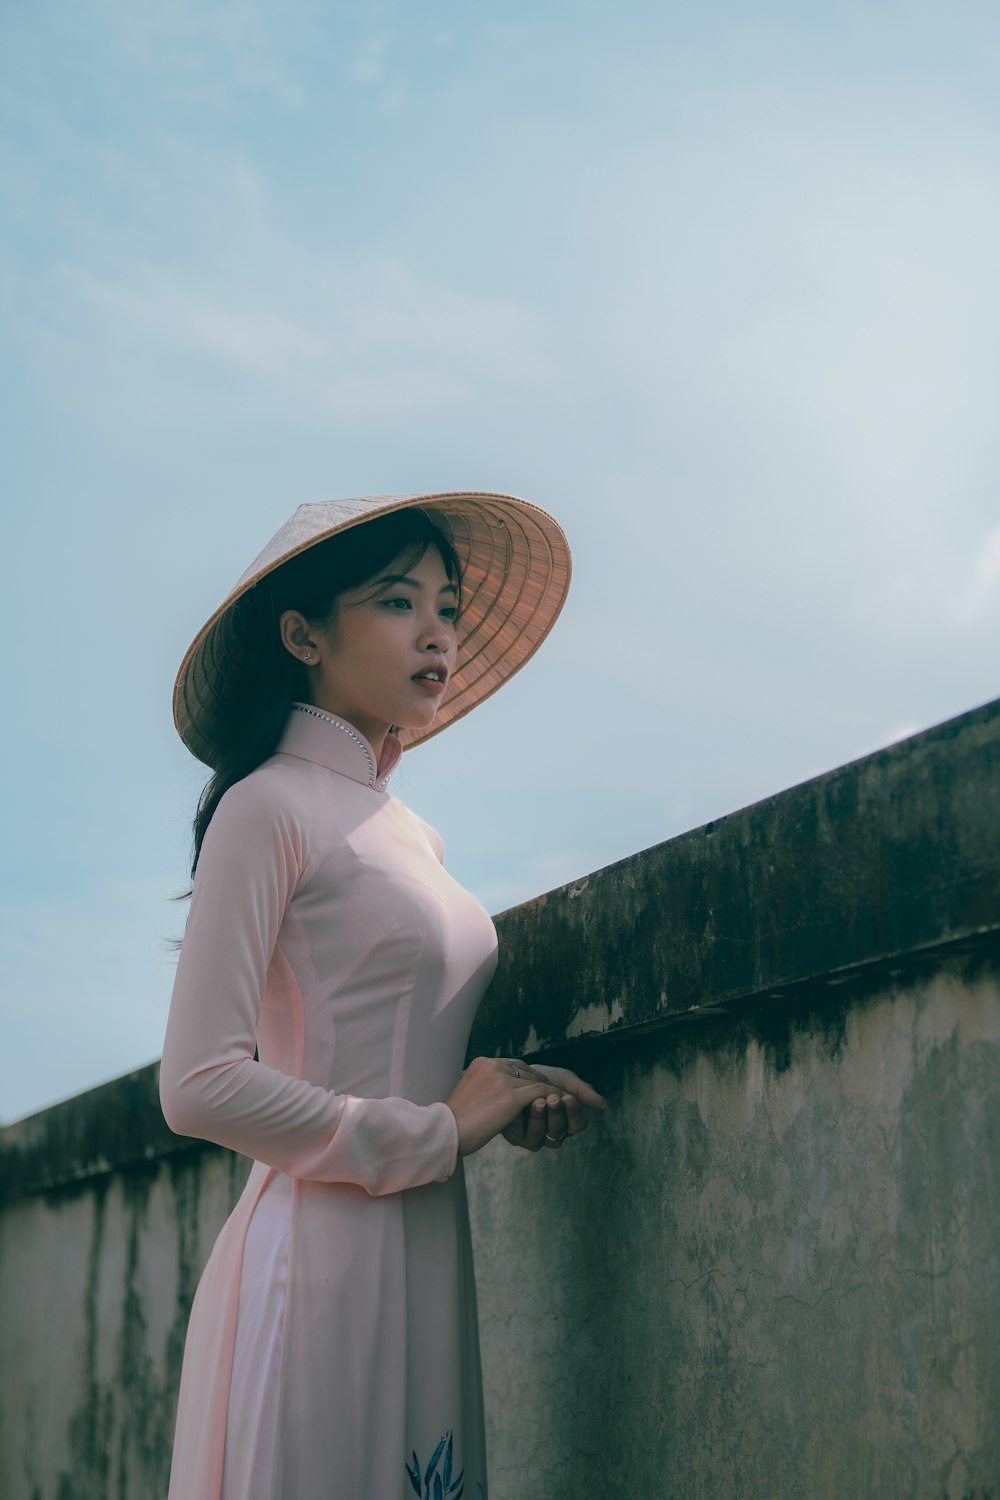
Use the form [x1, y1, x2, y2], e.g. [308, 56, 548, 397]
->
[282, 544, 460, 749]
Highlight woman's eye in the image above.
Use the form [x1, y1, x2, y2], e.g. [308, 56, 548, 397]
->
[382, 597, 458, 621]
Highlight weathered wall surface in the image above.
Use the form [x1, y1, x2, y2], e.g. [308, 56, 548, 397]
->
[467, 959, 1000, 1499]
[3, 697, 1000, 1500]
[0, 1139, 250, 1500]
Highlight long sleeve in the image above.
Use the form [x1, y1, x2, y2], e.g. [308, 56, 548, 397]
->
[158, 775, 459, 1195]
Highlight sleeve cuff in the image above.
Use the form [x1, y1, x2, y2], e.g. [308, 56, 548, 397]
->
[435, 1102, 460, 1181]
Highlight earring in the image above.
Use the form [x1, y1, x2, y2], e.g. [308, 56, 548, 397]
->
[302, 652, 314, 663]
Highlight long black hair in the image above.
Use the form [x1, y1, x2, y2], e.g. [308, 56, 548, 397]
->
[175, 507, 463, 899]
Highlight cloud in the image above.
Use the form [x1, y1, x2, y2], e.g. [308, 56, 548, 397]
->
[83, 276, 326, 378]
[89, 0, 316, 110]
[847, 721, 923, 761]
[65, 249, 556, 421]
[851, 526, 1000, 643]
[345, 19, 397, 88]
[954, 527, 1000, 626]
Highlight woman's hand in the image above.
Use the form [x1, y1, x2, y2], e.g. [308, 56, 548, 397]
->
[445, 1057, 554, 1157]
[501, 1063, 606, 1153]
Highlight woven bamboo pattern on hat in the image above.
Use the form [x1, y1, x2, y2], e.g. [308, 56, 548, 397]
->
[173, 491, 571, 767]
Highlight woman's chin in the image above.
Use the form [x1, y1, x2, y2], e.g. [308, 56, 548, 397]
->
[394, 701, 442, 733]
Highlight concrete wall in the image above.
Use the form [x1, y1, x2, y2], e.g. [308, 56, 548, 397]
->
[3, 697, 1000, 1500]
[468, 958, 1000, 1498]
[1, 1132, 250, 1500]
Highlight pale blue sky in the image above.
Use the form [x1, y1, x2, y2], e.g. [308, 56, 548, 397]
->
[3, 0, 999, 1122]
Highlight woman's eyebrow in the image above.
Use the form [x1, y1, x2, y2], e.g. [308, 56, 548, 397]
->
[372, 573, 458, 595]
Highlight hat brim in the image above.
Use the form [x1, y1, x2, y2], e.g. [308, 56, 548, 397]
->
[173, 491, 572, 768]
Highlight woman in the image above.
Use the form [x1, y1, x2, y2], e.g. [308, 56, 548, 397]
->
[159, 492, 605, 1500]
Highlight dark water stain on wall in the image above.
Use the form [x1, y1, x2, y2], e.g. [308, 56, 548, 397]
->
[116, 1163, 174, 1499]
[59, 1176, 112, 1500]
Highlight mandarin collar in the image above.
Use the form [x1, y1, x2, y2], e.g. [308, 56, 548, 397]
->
[275, 703, 402, 792]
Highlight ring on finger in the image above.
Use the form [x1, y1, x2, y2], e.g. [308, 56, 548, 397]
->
[509, 1062, 520, 1078]
[544, 1131, 565, 1144]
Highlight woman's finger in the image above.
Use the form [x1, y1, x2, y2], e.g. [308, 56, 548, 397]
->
[531, 1064, 606, 1110]
[503, 1097, 553, 1151]
[558, 1073, 605, 1109]
[542, 1096, 569, 1148]
[562, 1093, 588, 1138]
[522, 1097, 548, 1151]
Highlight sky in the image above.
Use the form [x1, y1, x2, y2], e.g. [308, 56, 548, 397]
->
[3, 0, 1000, 1123]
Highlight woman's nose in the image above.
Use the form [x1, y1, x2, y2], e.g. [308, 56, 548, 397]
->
[418, 619, 455, 651]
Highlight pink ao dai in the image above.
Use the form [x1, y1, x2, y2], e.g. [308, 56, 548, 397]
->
[159, 704, 499, 1499]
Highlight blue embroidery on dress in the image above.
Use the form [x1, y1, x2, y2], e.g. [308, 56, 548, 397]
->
[405, 1429, 483, 1498]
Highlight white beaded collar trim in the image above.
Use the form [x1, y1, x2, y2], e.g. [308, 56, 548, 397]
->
[289, 703, 392, 790]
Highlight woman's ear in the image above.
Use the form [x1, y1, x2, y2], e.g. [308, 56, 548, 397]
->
[278, 607, 318, 663]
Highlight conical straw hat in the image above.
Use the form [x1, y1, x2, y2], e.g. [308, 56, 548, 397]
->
[173, 490, 572, 767]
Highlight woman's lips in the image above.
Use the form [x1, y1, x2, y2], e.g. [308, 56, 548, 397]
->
[411, 676, 446, 696]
